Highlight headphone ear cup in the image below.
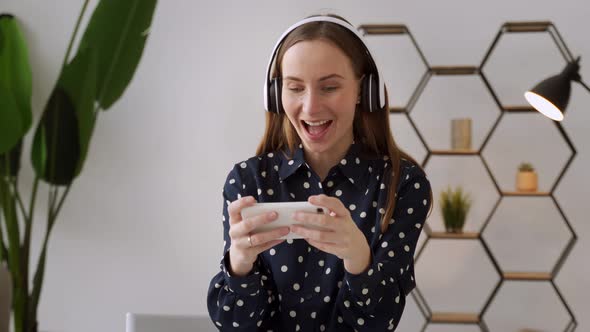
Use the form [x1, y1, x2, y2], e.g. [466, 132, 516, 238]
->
[268, 77, 284, 114]
[370, 73, 382, 112]
[360, 74, 380, 112]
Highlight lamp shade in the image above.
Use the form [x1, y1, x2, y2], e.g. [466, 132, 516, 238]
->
[525, 60, 581, 121]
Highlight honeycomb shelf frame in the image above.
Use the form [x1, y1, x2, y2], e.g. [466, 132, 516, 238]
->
[360, 21, 579, 332]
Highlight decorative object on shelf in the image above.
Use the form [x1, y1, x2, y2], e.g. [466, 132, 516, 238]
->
[0, 263, 11, 332]
[525, 56, 590, 121]
[0, 1, 157, 331]
[440, 186, 472, 233]
[516, 162, 538, 192]
[451, 118, 472, 150]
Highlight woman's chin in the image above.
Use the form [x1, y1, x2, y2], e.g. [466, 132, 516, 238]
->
[301, 139, 334, 155]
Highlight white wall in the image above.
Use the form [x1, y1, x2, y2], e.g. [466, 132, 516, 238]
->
[3, 0, 590, 331]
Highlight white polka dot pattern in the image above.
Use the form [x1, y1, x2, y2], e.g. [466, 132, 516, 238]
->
[209, 144, 431, 331]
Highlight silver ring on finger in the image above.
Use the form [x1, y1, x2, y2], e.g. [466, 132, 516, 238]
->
[247, 234, 253, 248]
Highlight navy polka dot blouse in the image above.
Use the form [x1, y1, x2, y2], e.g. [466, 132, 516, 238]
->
[208, 142, 431, 331]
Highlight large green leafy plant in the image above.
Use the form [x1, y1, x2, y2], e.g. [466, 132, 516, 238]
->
[0, 1, 157, 331]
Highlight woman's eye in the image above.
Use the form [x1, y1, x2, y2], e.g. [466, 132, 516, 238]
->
[288, 87, 303, 92]
[322, 86, 338, 92]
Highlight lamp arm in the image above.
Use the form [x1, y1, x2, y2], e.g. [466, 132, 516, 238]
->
[577, 79, 590, 93]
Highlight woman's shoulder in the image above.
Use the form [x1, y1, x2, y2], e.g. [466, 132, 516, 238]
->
[225, 150, 286, 181]
[397, 157, 429, 191]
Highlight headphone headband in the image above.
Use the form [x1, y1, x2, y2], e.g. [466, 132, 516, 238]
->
[263, 16, 386, 112]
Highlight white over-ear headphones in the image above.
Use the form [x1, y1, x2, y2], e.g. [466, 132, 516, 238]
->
[263, 16, 386, 113]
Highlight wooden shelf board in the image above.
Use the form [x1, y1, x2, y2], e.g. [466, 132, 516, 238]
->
[430, 231, 480, 239]
[504, 21, 551, 33]
[504, 271, 552, 281]
[431, 149, 478, 155]
[431, 312, 480, 324]
[359, 24, 407, 35]
[503, 191, 551, 196]
[431, 66, 479, 75]
[390, 107, 407, 113]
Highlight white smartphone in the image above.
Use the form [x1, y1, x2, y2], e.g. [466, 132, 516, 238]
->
[241, 201, 330, 240]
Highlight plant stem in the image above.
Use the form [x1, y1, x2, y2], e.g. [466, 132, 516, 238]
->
[12, 178, 29, 222]
[29, 184, 72, 328]
[51, 185, 71, 224]
[48, 186, 57, 219]
[61, 0, 91, 69]
[22, 175, 40, 305]
[0, 209, 4, 264]
[26, 177, 39, 237]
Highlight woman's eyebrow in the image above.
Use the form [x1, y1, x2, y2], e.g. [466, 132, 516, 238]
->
[283, 74, 345, 82]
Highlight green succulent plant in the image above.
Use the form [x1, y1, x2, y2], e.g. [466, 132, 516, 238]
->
[440, 186, 472, 233]
[518, 162, 535, 172]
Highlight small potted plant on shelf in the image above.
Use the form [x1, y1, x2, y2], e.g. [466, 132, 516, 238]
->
[516, 162, 538, 192]
[440, 186, 472, 233]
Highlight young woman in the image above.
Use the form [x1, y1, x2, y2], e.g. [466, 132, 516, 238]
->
[208, 14, 432, 331]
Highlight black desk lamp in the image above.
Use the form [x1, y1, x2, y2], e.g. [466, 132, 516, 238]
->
[525, 56, 590, 121]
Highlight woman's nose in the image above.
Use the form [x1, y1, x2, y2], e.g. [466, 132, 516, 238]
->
[302, 91, 321, 115]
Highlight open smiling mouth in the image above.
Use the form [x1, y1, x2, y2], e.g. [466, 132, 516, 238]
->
[301, 120, 333, 140]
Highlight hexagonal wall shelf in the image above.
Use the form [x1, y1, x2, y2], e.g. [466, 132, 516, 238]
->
[410, 71, 501, 156]
[481, 113, 574, 193]
[415, 240, 500, 316]
[389, 113, 429, 167]
[482, 196, 575, 274]
[422, 156, 499, 234]
[483, 281, 574, 331]
[359, 21, 579, 332]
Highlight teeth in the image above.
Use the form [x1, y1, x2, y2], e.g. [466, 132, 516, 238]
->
[304, 120, 330, 126]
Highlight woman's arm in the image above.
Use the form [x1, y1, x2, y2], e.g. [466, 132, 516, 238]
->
[207, 165, 280, 331]
[337, 166, 431, 331]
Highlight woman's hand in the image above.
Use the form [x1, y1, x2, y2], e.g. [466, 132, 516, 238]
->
[290, 194, 371, 275]
[227, 196, 290, 277]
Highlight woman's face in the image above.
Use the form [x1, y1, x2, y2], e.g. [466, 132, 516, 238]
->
[280, 39, 359, 155]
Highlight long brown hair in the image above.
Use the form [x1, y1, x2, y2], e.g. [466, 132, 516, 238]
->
[256, 15, 433, 233]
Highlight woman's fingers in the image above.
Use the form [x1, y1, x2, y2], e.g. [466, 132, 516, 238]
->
[254, 239, 286, 254]
[249, 226, 290, 248]
[309, 194, 350, 218]
[228, 196, 256, 225]
[290, 224, 339, 244]
[232, 210, 277, 237]
[292, 210, 336, 230]
[230, 210, 291, 250]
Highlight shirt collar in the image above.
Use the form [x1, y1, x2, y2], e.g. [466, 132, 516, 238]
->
[278, 144, 306, 181]
[278, 142, 371, 191]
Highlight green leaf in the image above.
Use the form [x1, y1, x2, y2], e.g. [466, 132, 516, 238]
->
[31, 86, 80, 185]
[0, 140, 22, 177]
[60, 48, 98, 176]
[0, 14, 32, 155]
[0, 85, 22, 154]
[77, 0, 157, 109]
[31, 47, 98, 185]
